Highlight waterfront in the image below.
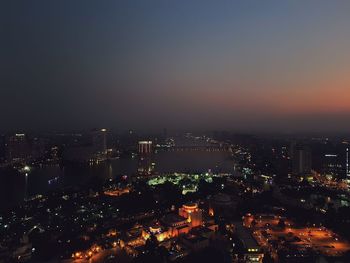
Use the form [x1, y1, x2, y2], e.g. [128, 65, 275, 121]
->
[0, 151, 234, 210]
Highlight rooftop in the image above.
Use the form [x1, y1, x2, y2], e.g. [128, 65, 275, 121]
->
[234, 222, 260, 249]
[162, 214, 187, 226]
[182, 234, 208, 244]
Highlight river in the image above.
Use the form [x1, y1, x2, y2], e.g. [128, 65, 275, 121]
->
[0, 150, 234, 210]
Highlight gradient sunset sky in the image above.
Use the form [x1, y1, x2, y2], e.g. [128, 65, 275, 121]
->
[2, 0, 350, 132]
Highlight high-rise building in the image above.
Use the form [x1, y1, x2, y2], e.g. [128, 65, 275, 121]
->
[91, 129, 107, 155]
[137, 157, 155, 175]
[5, 133, 31, 162]
[138, 141, 152, 155]
[31, 137, 48, 159]
[289, 140, 297, 159]
[292, 145, 312, 176]
[322, 153, 344, 179]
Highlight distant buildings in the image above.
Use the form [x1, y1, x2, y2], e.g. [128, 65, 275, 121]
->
[63, 146, 97, 163]
[137, 158, 154, 175]
[292, 144, 312, 176]
[5, 133, 31, 162]
[312, 143, 349, 180]
[63, 129, 108, 164]
[138, 141, 152, 155]
[91, 128, 107, 155]
[0, 135, 5, 162]
[322, 153, 346, 179]
[31, 137, 47, 159]
[137, 140, 153, 175]
[2, 133, 50, 164]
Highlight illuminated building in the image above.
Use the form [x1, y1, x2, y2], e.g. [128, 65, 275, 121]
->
[179, 203, 203, 227]
[162, 214, 188, 228]
[104, 186, 130, 197]
[292, 145, 312, 176]
[120, 225, 146, 248]
[142, 214, 191, 243]
[162, 214, 191, 237]
[234, 222, 264, 263]
[141, 202, 214, 245]
[137, 140, 154, 175]
[140, 201, 217, 249]
[91, 128, 107, 155]
[137, 158, 154, 175]
[5, 133, 30, 162]
[142, 223, 171, 242]
[138, 141, 152, 155]
[322, 153, 346, 179]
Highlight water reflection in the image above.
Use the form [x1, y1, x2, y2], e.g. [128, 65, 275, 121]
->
[0, 151, 233, 209]
[24, 173, 28, 201]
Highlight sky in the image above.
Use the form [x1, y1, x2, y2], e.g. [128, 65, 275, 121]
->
[2, 0, 350, 133]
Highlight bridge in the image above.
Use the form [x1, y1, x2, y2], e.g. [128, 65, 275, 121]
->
[155, 144, 231, 152]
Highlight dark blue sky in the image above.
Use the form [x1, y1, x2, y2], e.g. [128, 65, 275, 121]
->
[2, 1, 350, 132]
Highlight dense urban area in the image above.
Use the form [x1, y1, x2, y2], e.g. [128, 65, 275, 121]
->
[4, 1, 350, 262]
[1, 130, 350, 263]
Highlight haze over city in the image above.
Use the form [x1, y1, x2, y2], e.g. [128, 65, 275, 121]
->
[2, 0, 350, 132]
[3, 1, 350, 263]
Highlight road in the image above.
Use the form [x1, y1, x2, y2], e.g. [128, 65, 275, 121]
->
[61, 246, 130, 263]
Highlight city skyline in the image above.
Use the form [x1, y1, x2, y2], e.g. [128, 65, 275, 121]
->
[3, 2, 350, 261]
[2, 1, 350, 132]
